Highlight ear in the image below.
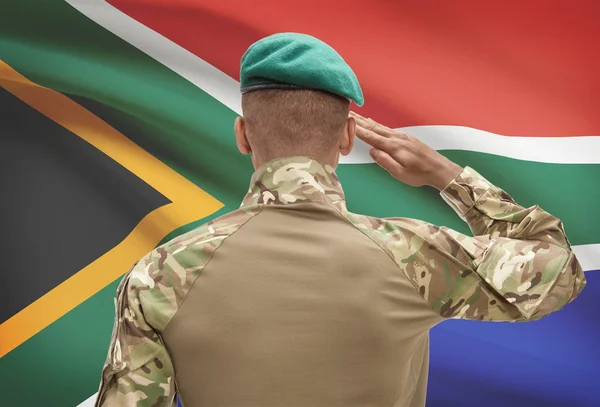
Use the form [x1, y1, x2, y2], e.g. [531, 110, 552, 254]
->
[339, 116, 356, 156]
[234, 117, 251, 155]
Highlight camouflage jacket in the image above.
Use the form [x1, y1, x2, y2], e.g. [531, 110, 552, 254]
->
[95, 156, 586, 407]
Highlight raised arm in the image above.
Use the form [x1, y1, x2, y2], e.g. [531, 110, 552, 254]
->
[350, 112, 586, 321]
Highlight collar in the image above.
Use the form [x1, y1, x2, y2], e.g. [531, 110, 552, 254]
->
[241, 156, 346, 208]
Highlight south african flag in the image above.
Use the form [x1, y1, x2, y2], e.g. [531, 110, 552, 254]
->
[1, 1, 598, 406]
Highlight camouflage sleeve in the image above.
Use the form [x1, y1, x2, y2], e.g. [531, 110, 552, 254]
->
[441, 166, 573, 247]
[376, 166, 586, 322]
[95, 264, 177, 407]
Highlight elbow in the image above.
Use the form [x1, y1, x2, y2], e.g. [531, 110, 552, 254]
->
[514, 251, 587, 320]
[480, 239, 586, 320]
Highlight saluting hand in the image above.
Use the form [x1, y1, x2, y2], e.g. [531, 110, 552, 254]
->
[350, 111, 462, 191]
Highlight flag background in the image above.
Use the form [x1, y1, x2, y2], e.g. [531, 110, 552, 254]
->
[0, 1, 599, 406]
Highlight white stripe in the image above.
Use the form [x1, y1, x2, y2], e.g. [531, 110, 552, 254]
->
[573, 244, 600, 273]
[77, 393, 96, 407]
[67, 0, 600, 166]
[66, 0, 241, 115]
[349, 127, 600, 165]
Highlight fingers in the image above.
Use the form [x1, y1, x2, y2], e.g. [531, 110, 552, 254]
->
[370, 148, 405, 178]
[355, 124, 399, 151]
[350, 112, 393, 137]
[350, 111, 409, 140]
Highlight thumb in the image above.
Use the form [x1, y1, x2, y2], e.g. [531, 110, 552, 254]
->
[370, 148, 404, 177]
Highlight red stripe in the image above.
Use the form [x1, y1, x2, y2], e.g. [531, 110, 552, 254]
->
[108, 0, 600, 136]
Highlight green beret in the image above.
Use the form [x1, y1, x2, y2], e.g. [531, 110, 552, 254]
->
[240, 33, 364, 106]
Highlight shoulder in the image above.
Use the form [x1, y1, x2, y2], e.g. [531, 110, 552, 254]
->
[125, 206, 262, 330]
[340, 211, 423, 261]
[342, 210, 431, 249]
[342, 210, 483, 262]
[341, 210, 483, 287]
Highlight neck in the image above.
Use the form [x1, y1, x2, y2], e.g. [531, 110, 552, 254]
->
[251, 151, 339, 170]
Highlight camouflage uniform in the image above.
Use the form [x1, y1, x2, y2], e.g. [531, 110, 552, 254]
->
[95, 156, 586, 407]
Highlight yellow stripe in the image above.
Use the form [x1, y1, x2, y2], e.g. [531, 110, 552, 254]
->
[0, 61, 224, 357]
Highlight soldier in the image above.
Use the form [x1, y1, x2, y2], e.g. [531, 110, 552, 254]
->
[95, 33, 586, 407]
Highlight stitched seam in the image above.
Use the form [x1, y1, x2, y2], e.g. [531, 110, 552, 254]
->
[325, 203, 444, 318]
[243, 198, 343, 207]
[158, 205, 265, 333]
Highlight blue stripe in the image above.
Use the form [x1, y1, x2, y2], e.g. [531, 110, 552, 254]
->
[429, 270, 599, 407]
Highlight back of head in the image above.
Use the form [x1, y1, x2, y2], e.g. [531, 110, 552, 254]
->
[238, 32, 363, 166]
[241, 89, 350, 162]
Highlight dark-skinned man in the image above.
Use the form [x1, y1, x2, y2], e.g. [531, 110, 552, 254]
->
[95, 32, 586, 407]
